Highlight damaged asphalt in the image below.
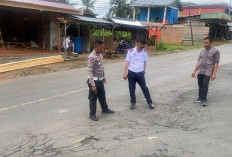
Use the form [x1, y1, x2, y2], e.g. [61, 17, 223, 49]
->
[0, 44, 232, 157]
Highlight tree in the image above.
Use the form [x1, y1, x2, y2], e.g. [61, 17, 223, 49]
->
[81, 0, 96, 17]
[109, 0, 136, 18]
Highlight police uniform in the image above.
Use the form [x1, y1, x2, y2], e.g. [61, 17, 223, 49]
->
[126, 48, 153, 105]
[87, 50, 109, 116]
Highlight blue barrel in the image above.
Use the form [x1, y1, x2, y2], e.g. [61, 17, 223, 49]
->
[73, 37, 82, 53]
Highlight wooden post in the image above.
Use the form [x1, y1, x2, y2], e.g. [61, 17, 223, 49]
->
[0, 29, 5, 50]
[88, 25, 91, 52]
[155, 27, 158, 48]
[57, 22, 61, 52]
[64, 22, 67, 54]
[215, 24, 218, 40]
[112, 28, 114, 39]
[188, 0, 194, 46]
[78, 23, 81, 38]
[102, 27, 105, 42]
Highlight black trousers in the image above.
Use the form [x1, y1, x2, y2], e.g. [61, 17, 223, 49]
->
[87, 80, 108, 115]
[128, 70, 152, 104]
[197, 74, 211, 101]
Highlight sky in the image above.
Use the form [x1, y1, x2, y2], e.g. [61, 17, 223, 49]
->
[73, 0, 231, 17]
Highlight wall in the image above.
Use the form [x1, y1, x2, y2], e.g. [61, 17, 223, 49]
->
[167, 8, 178, 24]
[139, 7, 179, 24]
[161, 25, 184, 44]
[182, 20, 209, 45]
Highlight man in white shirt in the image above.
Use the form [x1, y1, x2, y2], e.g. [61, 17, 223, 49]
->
[63, 35, 74, 52]
[123, 39, 154, 109]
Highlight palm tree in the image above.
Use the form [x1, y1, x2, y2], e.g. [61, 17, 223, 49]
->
[81, 0, 96, 17]
[109, 0, 136, 19]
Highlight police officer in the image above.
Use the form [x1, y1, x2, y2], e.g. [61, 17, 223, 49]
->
[123, 39, 154, 109]
[192, 36, 220, 106]
[87, 40, 114, 121]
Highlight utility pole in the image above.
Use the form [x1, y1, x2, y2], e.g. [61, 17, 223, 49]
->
[188, 0, 194, 46]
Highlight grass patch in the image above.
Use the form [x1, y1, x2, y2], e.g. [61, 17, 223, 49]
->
[156, 41, 201, 52]
[156, 40, 231, 52]
[162, 44, 201, 51]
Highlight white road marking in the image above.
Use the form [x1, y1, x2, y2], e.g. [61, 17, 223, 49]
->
[0, 61, 196, 113]
[0, 88, 88, 112]
[58, 109, 68, 114]
[148, 136, 157, 140]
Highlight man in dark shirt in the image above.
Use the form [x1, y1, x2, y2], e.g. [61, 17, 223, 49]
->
[192, 36, 220, 106]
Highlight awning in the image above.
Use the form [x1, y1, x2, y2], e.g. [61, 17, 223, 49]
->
[110, 17, 146, 29]
[68, 15, 113, 27]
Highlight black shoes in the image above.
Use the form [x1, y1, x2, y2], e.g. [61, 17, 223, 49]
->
[130, 102, 154, 109]
[194, 98, 202, 103]
[90, 115, 98, 121]
[130, 103, 136, 109]
[201, 99, 208, 106]
[102, 108, 114, 114]
[90, 109, 114, 121]
[202, 103, 208, 107]
[195, 98, 208, 106]
[148, 102, 155, 109]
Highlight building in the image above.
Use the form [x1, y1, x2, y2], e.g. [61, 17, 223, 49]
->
[131, 0, 183, 25]
[180, 3, 232, 42]
[0, 0, 83, 51]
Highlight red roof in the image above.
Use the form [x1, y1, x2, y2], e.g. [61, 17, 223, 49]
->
[180, 3, 231, 17]
[180, 8, 225, 17]
[1, 0, 83, 14]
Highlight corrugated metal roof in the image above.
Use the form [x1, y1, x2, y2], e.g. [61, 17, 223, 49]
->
[71, 15, 112, 25]
[200, 12, 232, 22]
[110, 18, 145, 27]
[0, 0, 82, 14]
[131, 0, 177, 7]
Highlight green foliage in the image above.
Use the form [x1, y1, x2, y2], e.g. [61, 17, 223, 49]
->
[92, 29, 112, 37]
[109, 0, 136, 18]
[147, 36, 156, 46]
[91, 29, 131, 39]
[156, 41, 165, 51]
[81, 0, 96, 16]
[114, 31, 131, 40]
[156, 41, 202, 51]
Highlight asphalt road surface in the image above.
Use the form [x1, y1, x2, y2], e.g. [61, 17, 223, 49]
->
[1, 44, 232, 157]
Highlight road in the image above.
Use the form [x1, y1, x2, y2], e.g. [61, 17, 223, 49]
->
[0, 44, 232, 157]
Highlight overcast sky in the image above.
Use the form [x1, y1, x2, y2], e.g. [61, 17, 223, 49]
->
[73, 0, 231, 17]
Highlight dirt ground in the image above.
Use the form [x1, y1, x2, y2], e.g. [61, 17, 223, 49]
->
[0, 49, 201, 81]
[0, 53, 127, 80]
